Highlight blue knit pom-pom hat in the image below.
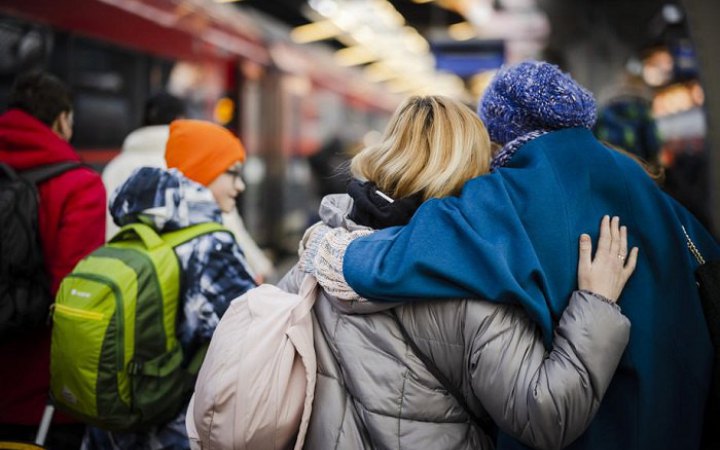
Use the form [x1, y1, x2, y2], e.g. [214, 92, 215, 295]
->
[479, 61, 597, 145]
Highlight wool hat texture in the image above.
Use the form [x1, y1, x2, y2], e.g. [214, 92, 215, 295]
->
[479, 61, 597, 145]
[165, 119, 245, 186]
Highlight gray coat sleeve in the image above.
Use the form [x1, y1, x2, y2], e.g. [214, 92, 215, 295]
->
[467, 291, 630, 450]
[277, 263, 303, 294]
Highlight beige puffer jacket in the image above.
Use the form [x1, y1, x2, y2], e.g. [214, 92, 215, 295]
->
[278, 195, 630, 450]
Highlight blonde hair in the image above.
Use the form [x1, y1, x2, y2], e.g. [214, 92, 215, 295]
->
[351, 95, 491, 201]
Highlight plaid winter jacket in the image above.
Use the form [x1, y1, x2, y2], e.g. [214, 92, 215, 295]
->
[84, 167, 255, 450]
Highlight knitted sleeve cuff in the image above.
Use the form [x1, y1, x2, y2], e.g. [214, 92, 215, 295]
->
[297, 222, 332, 275]
[314, 228, 373, 301]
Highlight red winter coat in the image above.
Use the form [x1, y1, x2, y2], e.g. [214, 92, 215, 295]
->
[0, 109, 106, 425]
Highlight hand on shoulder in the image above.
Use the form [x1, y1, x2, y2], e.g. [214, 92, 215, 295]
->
[577, 215, 638, 303]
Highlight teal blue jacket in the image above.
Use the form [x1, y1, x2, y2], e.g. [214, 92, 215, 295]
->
[343, 128, 719, 450]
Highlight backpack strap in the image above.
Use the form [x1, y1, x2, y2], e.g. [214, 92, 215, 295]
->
[390, 309, 495, 434]
[111, 222, 230, 250]
[162, 222, 230, 248]
[111, 223, 166, 249]
[186, 342, 209, 377]
[0, 162, 20, 180]
[20, 162, 85, 185]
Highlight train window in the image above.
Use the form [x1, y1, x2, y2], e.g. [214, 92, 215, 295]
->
[67, 38, 143, 149]
[0, 16, 54, 111]
[72, 93, 131, 149]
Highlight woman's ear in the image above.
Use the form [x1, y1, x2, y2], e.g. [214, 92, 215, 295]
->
[52, 110, 74, 142]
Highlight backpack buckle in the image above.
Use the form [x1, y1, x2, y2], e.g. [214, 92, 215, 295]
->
[127, 361, 143, 375]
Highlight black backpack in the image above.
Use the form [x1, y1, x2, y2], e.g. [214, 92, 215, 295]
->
[0, 161, 82, 339]
[683, 226, 720, 449]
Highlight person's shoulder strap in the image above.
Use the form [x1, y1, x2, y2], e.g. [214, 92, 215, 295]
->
[162, 222, 231, 249]
[20, 161, 86, 185]
[390, 308, 494, 433]
[0, 162, 20, 182]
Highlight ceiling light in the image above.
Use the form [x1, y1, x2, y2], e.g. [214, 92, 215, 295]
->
[334, 46, 378, 66]
[465, 1, 493, 24]
[364, 62, 399, 82]
[385, 8, 406, 27]
[290, 20, 342, 43]
[403, 27, 429, 53]
[308, 0, 340, 17]
[448, 21, 477, 41]
[662, 4, 683, 24]
[304, 0, 459, 96]
[387, 78, 417, 94]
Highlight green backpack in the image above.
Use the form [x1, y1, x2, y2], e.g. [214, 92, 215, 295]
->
[50, 221, 226, 431]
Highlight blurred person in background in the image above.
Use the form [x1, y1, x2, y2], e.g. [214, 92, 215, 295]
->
[102, 92, 274, 282]
[281, 95, 637, 449]
[596, 60, 713, 233]
[0, 72, 106, 449]
[308, 134, 352, 199]
[84, 119, 256, 450]
[102, 91, 186, 239]
[662, 148, 712, 230]
[303, 62, 719, 450]
[595, 59, 662, 166]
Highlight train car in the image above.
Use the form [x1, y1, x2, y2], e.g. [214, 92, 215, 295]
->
[0, 0, 399, 260]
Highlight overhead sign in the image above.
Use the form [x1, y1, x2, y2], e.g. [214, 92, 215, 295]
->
[431, 40, 504, 78]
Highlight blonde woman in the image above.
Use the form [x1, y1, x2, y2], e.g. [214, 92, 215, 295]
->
[279, 95, 637, 449]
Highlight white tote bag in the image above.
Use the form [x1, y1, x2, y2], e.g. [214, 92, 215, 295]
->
[187, 276, 318, 450]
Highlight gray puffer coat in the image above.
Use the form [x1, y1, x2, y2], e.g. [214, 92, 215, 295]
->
[279, 195, 630, 450]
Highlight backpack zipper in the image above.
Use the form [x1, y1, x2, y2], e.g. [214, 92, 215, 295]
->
[54, 303, 104, 321]
[65, 273, 125, 372]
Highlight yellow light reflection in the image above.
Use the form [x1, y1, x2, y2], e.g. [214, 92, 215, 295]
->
[335, 46, 378, 66]
[469, 70, 497, 99]
[291, 20, 342, 43]
[213, 97, 235, 125]
[387, 77, 423, 94]
[403, 27, 429, 53]
[365, 62, 399, 82]
[448, 21, 476, 41]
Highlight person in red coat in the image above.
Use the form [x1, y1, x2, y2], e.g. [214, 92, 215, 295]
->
[0, 72, 106, 448]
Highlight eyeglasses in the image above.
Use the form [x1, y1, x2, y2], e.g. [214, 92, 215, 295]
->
[225, 168, 243, 184]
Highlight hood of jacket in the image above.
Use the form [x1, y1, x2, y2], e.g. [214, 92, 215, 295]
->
[317, 193, 365, 232]
[109, 166, 222, 232]
[121, 125, 169, 157]
[0, 109, 80, 170]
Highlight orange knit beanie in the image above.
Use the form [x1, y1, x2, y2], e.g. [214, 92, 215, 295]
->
[165, 119, 246, 186]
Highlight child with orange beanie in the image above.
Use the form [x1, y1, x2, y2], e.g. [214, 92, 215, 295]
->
[84, 120, 256, 450]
